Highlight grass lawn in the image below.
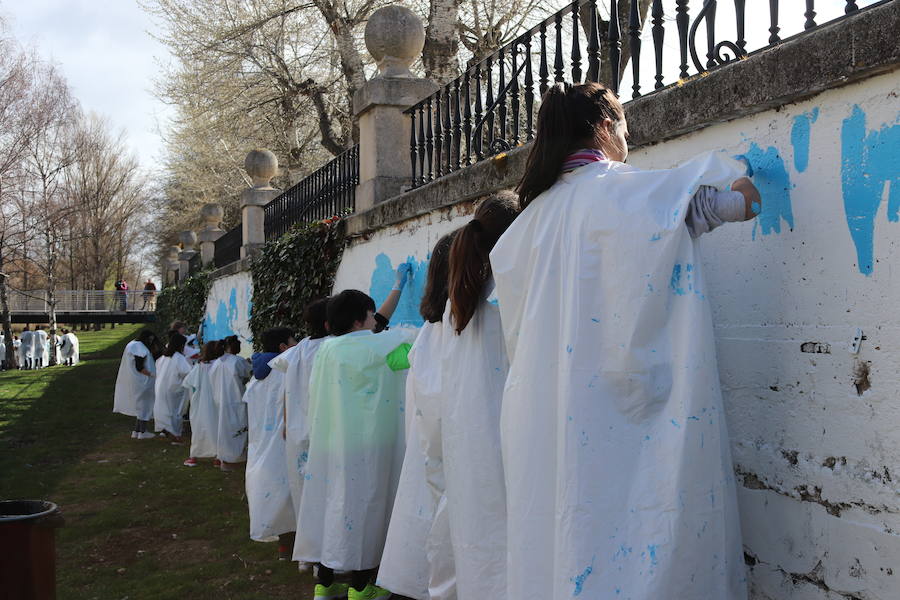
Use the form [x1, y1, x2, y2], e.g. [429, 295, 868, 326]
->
[0, 324, 315, 599]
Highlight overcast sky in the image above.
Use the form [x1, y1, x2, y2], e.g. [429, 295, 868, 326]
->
[2, 0, 174, 174]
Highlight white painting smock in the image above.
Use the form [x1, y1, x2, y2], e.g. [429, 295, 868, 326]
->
[294, 328, 416, 571]
[209, 353, 251, 462]
[490, 152, 747, 600]
[60, 332, 79, 365]
[243, 369, 295, 541]
[20, 330, 34, 361]
[378, 322, 451, 600]
[183, 362, 218, 458]
[269, 336, 329, 560]
[423, 290, 508, 600]
[113, 340, 156, 420]
[153, 352, 192, 436]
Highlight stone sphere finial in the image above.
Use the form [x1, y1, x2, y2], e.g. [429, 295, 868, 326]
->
[201, 203, 224, 230]
[179, 230, 198, 250]
[365, 6, 425, 78]
[244, 148, 278, 189]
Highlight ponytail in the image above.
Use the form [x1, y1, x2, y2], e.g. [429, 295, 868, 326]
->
[419, 230, 459, 323]
[517, 82, 625, 208]
[448, 191, 519, 334]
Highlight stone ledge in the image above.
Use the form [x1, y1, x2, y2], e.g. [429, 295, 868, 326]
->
[344, 2, 898, 237]
[209, 258, 250, 280]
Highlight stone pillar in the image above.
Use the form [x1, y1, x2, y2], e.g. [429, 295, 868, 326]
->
[353, 6, 437, 211]
[198, 203, 225, 266]
[178, 230, 198, 282]
[165, 245, 181, 286]
[241, 149, 280, 258]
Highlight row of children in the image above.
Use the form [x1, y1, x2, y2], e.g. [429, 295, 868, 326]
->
[113, 81, 762, 600]
[0, 327, 80, 371]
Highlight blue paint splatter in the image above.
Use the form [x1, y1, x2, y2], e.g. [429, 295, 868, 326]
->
[591, 317, 600, 323]
[669, 264, 685, 296]
[369, 253, 429, 327]
[571, 559, 594, 596]
[791, 108, 819, 172]
[670, 419, 680, 428]
[646, 545, 659, 566]
[566, 345, 573, 354]
[687, 416, 700, 421]
[840, 105, 900, 275]
[202, 286, 250, 343]
[742, 143, 795, 238]
[649, 233, 661, 242]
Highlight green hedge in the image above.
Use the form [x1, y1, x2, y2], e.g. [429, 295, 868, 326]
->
[248, 216, 346, 348]
[154, 270, 213, 337]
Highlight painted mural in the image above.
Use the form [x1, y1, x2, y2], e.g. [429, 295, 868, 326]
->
[201, 271, 253, 356]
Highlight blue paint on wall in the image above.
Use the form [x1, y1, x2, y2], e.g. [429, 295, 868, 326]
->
[202, 286, 251, 343]
[840, 105, 900, 275]
[742, 143, 795, 239]
[369, 252, 429, 327]
[791, 108, 819, 172]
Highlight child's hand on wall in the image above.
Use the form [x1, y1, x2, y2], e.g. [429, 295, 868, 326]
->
[732, 177, 762, 220]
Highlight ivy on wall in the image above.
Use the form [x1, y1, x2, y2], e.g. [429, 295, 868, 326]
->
[155, 270, 213, 337]
[249, 216, 346, 347]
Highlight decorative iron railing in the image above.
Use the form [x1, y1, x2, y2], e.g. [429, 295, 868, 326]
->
[406, 0, 879, 189]
[213, 225, 242, 268]
[264, 145, 359, 241]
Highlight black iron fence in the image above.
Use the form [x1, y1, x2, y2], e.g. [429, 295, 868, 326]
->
[406, 0, 879, 188]
[264, 145, 359, 241]
[213, 225, 242, 268]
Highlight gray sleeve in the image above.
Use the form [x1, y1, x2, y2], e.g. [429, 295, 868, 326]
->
[685, 185, 746, 238]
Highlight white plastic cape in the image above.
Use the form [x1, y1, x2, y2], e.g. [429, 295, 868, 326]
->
[60, 332, 79, 365]
[183, 362, 218, 458]
[34, 330, 48, 366]
[490, 152, 747, 600]
[113, 340, 156, 419]
[294, 328, 416, 571]
[269, 336, 329, 548]
[208, 353, 251, 462]
[19, 330, 34, 361]
[243, 367, 296, 541]
[153, 352, 192, 436]
[378, 322, 455, 600]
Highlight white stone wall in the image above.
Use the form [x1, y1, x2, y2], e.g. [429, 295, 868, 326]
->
[332, 70, 900, 599]
[200, 271, 253, 357]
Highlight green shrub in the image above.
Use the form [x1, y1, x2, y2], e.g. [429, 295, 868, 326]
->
[155, 270, 212, 337]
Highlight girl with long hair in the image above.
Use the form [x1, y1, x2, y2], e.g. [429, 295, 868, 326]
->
[209, 335, 252, 471]
[491, 82, 760, 600]
[153, 332, 192, 443]
[378, 229, 459, 600]
[424, 192, 519, 600]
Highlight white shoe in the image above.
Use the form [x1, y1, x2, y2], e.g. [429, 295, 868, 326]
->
[137, 432, 156, 439]
[131, 431, 138, 439]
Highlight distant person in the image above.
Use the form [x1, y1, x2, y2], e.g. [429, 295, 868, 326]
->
[114, 329, 163, 439]
[34, 326, 48, 368]
[59, 329, 80, 366]
[19, 326, 34, 370]
[141, 279, 157, 310]
[13, 335, 21, 369]
[114, 279, 129, 311]
[0, 335, 5, 371]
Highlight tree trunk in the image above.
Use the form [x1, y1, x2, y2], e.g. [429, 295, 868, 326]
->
[0, 272, 18, 370]
[424, 0, 462, 84]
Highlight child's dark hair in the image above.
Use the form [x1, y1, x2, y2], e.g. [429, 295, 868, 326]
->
[223, 335, 241, 354]
[420, 230, 459, 323]
[304, 297, 329, 339]
[137, 329, 163, 358]
[261, 327, 294, 353]
[199, 341, 220, 362]
[517, 82, 624, 208]
[163, 332, 187, 357]
[327, 290, 376, 336]
[448, 191, 519, 333]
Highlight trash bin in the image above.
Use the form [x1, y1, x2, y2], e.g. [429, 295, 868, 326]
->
[0, 500, 64, 600]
